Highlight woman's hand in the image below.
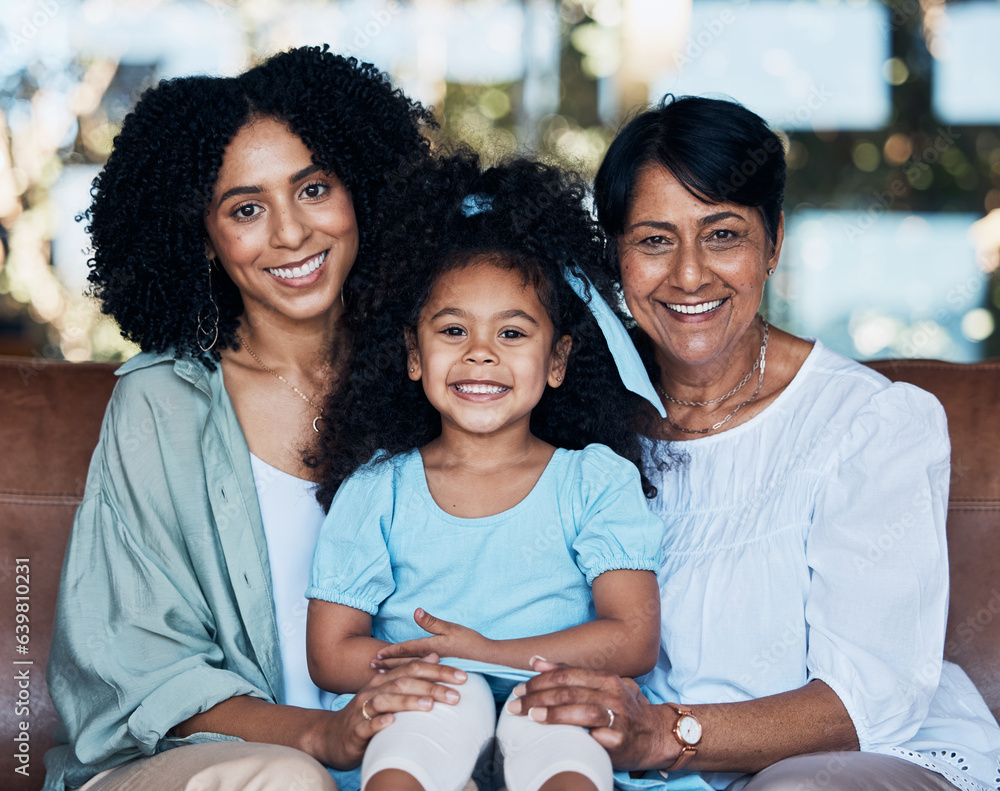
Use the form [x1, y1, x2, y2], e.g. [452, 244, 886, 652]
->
[506, 658, 673, 770]
[371, 609, 490, 669]
[508, 661, 861, 775]
[322, 656, 468, 768]
[173, 660, 468, 771]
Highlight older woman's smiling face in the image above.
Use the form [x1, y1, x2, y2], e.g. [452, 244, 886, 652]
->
[618, 163, 783, 376]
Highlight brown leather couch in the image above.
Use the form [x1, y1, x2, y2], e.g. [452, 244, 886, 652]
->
[1, 354, 998, 791]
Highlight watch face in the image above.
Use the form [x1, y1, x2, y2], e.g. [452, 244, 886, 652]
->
[678, 714, 702, 745]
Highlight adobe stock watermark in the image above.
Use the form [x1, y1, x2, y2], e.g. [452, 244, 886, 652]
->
[713, 85, 833, 201]
[14, 344, 64, 386]
[673, 0, 749, 70]
[876, 0, 923, 34]
[715, 134, 784, 201]
[786, 751, 849, 790]
[13, 558, 33, 778]
[340, 1, 402, 59]
[893, 272, 985, 359]
[945, 588, 1000, 660]
[577, 596, 659, 672]
[773, 84, 835, 131]
[204, 0, 232, 22]
[853, 491, 934, 573]
[842, 126, 961, 241]
[739, 622, 804, 687]
[6, 0, 60, 52]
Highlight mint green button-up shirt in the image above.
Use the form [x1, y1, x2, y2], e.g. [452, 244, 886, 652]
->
[44, 351, 286, 790]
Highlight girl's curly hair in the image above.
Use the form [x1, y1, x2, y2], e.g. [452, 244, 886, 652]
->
[84, 45, 435, 366]
[313, 152, 665, 510]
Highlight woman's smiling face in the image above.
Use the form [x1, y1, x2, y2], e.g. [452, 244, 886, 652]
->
[204, 116, 359, 326]
[617, 163, 783, 374]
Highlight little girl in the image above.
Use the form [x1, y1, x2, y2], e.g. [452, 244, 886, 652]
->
[306, 156, 669, 791]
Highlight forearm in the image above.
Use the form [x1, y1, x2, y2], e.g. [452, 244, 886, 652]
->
[176, 661, 470, 771]
[480, 571, 660, 676]
[309, 634, 389, 694]
[173, 695, 351, 768]
[482, 618, 658, 678]
[652, 680, 859, 773]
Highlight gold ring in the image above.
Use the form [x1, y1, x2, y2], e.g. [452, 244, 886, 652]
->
[361, 699, 373, 722]
[607, 708, 615, 729]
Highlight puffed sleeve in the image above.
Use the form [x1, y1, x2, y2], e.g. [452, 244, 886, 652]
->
[570, 444, 664, 584]
[47, 369, 269, 786]
[806, 383, 951, 751]
[306, 458, 396, 614]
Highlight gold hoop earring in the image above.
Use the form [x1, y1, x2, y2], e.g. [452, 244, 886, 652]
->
[197, 258, 220, 352]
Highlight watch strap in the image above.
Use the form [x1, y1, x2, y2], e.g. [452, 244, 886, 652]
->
[665, 745, 697, 772]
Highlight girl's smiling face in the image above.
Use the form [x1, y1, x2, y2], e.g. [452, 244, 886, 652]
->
[408, 258, 571, 440]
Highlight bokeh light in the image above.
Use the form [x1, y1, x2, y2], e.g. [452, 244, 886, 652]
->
[962, 308, 995, 341]
[852, 141, 881, 172]
[882, 57, 909, 86]
[883, 133, 913, 166]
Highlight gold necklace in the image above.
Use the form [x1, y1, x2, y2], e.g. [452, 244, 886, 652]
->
[239, 334, 324, 433]
[657, 319, 769, 436]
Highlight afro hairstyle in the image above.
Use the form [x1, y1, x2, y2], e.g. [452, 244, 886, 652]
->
[83, 45, 435, 366]
[312, 152, 668, 510]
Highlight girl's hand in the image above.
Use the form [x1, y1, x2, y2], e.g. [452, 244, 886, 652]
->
[371, 608, 491, 669]
[325, 656, 467, 768]
[505, 657, 672, 771]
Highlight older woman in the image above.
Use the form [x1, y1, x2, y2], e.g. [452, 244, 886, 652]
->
[44, 47, 467, 791]
[509, 97, 1000, 791]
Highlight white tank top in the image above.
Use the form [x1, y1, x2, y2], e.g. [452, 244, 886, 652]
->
[249, 453, 327, 709]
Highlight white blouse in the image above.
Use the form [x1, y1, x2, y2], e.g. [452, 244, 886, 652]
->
[641, 341, 1000, 791]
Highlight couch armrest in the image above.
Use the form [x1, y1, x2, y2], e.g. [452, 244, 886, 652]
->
[0, 356, 118, 790]
[867, 358, 1000, 722]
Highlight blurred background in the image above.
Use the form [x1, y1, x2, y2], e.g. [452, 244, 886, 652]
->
[1, 0, 998, 364]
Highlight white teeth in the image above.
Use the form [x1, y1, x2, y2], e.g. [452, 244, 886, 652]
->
[455, 383, 509, 394]
[268, 250, 327, 279]
[666, 299, 724, 315]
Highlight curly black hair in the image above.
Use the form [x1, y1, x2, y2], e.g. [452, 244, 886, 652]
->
[312, 152, 666, 510]
[83, 45, 435, 366]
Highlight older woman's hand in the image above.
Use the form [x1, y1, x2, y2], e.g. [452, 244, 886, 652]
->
[506, 658, 672, 770]
[326, 656, 466, 768]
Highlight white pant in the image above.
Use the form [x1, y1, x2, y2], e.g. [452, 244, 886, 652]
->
[361, 673, 612, 791]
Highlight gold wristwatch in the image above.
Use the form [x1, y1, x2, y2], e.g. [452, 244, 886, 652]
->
[662, 702, 702, 773]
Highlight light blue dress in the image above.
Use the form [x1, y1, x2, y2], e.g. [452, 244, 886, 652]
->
[307, 443, 665, 698]
[633, 341, 1000, 791]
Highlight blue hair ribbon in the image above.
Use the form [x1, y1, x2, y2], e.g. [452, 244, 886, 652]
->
[562, 268, 667, 417]
[461, 193, 493, 216]
[461, 192, 665, 417]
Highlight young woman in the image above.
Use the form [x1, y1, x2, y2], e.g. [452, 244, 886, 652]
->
[45, 47, 467, 791]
